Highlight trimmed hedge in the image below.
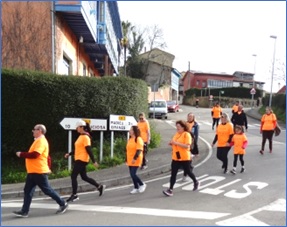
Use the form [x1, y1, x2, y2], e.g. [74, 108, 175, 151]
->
[2, 68, 149, 158]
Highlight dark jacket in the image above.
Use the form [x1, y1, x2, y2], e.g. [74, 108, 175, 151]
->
[231, 111, 248, 130]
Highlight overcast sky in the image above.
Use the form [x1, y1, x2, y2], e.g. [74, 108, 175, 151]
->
[118, 1, 286, 92]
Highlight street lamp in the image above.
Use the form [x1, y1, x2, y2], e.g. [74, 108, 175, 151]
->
[269, 35, 277, 107]
[251, 54, 257, 108]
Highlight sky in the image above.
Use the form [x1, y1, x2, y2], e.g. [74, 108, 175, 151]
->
[118, 1, 286, 92]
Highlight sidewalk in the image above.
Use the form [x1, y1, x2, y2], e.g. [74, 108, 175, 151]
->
[1, 108, 276, 199]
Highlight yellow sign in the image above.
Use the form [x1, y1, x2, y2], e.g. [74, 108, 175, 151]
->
[83, 119, 91, 124]
[118, 116, 126, 121]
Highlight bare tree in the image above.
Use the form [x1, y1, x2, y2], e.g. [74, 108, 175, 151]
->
[2, 2, 51, 71]
[274, 59, 286, 84]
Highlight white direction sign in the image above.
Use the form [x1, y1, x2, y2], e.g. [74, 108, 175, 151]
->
[109, 114, 137, 131]
[60, 117, 107, 131]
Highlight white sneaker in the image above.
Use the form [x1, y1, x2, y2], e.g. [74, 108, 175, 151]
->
[182, 176, 188, 182]
[138, 183, 147, 193]
[130, 188, 139, 194]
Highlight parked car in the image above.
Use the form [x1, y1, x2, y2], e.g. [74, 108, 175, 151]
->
[167, 100, 179, 112]
[148, 100, 168, 119]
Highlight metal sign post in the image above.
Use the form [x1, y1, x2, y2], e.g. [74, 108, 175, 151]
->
[60, 117, 107, 170]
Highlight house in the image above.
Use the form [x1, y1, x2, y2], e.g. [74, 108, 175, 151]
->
[139, 48, 180, 102]
[277, 85, 286, 94]
[2, 1, 122, 77]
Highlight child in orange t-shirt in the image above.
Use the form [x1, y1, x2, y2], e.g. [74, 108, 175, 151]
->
[229, 125, 248, 174]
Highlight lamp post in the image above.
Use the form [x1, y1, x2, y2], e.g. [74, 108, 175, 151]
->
[269, 35, 277, 107]
[219, 90, 224, 102]
[251, 54, 257, 108]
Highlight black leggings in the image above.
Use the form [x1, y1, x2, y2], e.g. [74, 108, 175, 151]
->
[212, 118, 220, 128]
[71, 160, 100, 194]
[217, 147, 231, 171]
[141, 143, 148, 167]
[169, 160, 197, 190]
[261, 130, 274, 151]
[233, 154, 244, 167]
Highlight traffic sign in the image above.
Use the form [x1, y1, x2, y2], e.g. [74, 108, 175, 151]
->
[250, 88, 256, 95]
[209, 95, 213, 101]
[60, 118, 107, 131]
[109, 114, 137, 131]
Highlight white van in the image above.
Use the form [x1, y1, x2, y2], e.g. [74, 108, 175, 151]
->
[148, 100, 168, 119]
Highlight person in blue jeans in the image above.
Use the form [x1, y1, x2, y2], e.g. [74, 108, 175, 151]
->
[13, 124, 68, 218]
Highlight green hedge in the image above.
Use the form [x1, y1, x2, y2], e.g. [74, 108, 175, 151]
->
[2, 68, 149, 158]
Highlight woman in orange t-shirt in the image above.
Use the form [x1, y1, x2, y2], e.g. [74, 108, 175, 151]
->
[211, 102, 222, 130]
[126, 125, 146, 194]
[259, 107, 277, 154]
[65, 120, 105, 202]
[212, 113, 234, 174]
[163, 120, 199, 197]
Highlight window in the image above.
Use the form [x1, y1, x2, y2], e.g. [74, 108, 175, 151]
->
[63, 55, 71, 76]
[82, 63, 86, 76]
[196, 80, 199, 86]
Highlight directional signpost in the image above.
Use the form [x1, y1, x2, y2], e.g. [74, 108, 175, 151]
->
[60, 117, 107, 170]
[109, 114, 137, 158]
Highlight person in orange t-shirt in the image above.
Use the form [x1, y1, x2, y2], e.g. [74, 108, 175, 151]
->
[14, 124, 68, 217]
[259, 106, 277, 154]
[65, 120, 105, 203]
[163, 120, 199, 197]
[126, 125, 146, 194]
[137, 112, 150, 170]
[212, 113, 234, 174]
[229, 125, 248, 174]
[211, 102, 222, 130]
[232, 101, 240, 114]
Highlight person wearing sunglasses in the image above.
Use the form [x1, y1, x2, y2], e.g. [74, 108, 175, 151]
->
[137, 112, 150, 170]
[13, 124, 68, 217]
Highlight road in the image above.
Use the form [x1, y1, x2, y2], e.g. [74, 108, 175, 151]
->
[1, 106, 286, 226]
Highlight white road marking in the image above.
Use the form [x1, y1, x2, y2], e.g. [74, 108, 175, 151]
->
[216, 199, 286, 226]
[2, 202, 230, 220]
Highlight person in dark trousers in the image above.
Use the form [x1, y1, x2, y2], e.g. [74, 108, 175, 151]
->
[195, 98, 199, 108]
[229, 125, 248, 174]
[182, 113, 199, 182]
[211, 102, 222, 130]
[65, 120, 105, 202]
[259, 106, 277, 154]
[231, 105, 248, 132]
[13, 124, 68, 218]
[163, 120, 199, 197]
[212, 113, 234, 174]
[137, 112, 150, 170]
[126, 125, 146, 194]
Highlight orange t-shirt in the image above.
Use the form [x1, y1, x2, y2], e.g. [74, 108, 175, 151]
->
[137, 120, 150, 143]
[171, 131, 192, 161]
[231, 133, 248, 155]
[126, 136, 144, 167]
[26, 136, 50, 174]
[216, 122, 234, 147]
[186, 121, 194, 132]
[212, 106, 222, 118]
[74, 134, 91, 162]
[261, 114, 276, 131]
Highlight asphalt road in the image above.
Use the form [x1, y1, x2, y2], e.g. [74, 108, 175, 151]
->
[2, 106, 286, 226]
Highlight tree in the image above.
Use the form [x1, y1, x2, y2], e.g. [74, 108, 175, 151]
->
[2, 2, 52, 71]
[120, 20, 134, 76]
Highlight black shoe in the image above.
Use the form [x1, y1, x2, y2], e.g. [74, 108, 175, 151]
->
[223, 169, 228, 174]
[163, 189, 173, 197]
[66, 194, 79, 203]
[193, 181, 199, 191]
[240, 167, 245, 173]
[259, 150, 264, 155]
[13, 210, 28, 218]
[98, 184, 106, 196]
[56, 202, 68, 214]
